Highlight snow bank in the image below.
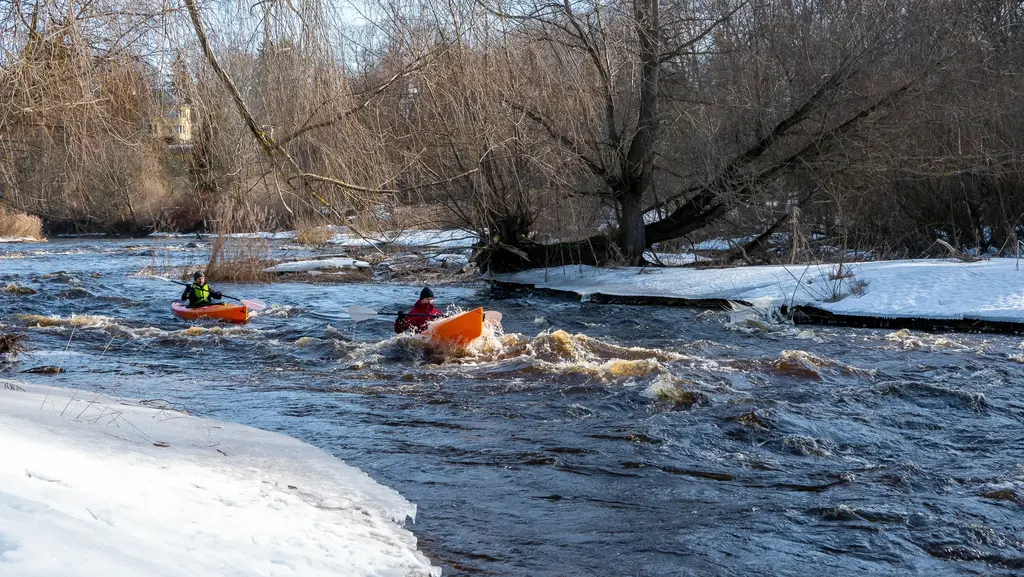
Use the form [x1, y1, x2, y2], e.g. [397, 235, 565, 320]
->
[149, 231, 297, 240]
[0, 381, 439, 577]
[489, 258, 1024, 322]
[148, 228, 477, 249]
[264, 257, 371, 273]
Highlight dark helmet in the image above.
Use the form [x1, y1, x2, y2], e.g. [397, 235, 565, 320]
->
[193, 271, 205, 281]
[419, 286, 434, 300]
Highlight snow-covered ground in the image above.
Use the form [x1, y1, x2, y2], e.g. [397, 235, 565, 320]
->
[489, 258, 1024, 322]
[0, 381, 439, 577]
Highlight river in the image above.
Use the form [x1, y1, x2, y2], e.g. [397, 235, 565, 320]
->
[1, 238, 1022, 576]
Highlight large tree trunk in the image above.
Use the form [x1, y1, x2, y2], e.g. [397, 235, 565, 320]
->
[618, 188, 648, 264]
[615, 0, 661, 265]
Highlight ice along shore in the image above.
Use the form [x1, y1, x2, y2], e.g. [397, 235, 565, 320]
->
[487, 258, 1024, 334]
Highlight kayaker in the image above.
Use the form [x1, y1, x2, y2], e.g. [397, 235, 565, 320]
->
[395, 287, 443, 333]
[181, 271, 223, 308]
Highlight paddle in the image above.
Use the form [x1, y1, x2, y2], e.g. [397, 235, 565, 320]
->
[147, 275, 267, 311]
[348, 305, 502, 325]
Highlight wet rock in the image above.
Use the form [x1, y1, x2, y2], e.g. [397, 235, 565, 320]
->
[429, 253, 470, 269]
[185, 242, 200, 248]
[23, 365, 65, 374]
[43, 271, 77, 283]
[728, 410, 771, 430]
[980, 489, 1023, 506]
[4, 284, 36, 295]
[59, 287, 91, 299]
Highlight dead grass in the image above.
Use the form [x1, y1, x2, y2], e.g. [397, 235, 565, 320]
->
[204, 234, 275, 282]
[294, 217, 334, 246]
[0, 206, 45, 239]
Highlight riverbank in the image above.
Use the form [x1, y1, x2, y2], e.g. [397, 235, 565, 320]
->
[488, 258, 1024, 334]
[0, 380, 439, 577]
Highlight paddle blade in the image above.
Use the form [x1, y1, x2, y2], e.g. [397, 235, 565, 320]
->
[484, 310, 503, 326]
[348, 305, 378, 322]
[241, 299, 267, 312]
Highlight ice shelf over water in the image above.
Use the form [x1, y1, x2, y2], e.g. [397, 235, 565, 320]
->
[488, 258, 1024, 322]
[0, 381, 439, 577]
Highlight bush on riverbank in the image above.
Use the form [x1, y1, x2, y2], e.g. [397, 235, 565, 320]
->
[204, 234, 276, 283]
[0, 206, 45, 240]
[294, 217, 334, 246]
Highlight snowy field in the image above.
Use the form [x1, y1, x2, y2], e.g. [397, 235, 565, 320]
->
[489, 258, 1024, 323]
[0, 381, 439, 577]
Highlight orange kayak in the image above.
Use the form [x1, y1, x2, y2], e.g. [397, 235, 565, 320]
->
[172, 301, 250, 323]
[422, 307, 485, 347]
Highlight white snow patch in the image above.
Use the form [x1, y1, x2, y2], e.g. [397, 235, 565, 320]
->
[489, 258, 1024, 322]
[328, 229, 477, 249]
[0, 381, 439, 577]
[643, 251, 707, 266]
[264, 258, 371, 273]
[691, 238, 752, 251]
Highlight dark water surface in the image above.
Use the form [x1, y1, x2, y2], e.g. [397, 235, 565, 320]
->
[2, 239, 1023, 576]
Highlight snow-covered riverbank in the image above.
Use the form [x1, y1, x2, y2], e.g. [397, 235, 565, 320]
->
[489, 258, 1024, 325]
[0, 381, 439, 577]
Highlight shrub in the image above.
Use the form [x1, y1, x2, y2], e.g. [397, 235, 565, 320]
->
[204, 234, 275, 282]
[0, 206, 45, 239]
[294, 217, 334, 246]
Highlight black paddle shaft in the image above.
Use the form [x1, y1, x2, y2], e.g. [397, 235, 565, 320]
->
[162, 277, 243, 303]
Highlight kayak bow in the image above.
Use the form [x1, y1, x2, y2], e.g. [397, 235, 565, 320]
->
[422, 307, 486, 347]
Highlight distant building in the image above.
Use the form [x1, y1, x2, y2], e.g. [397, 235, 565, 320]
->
[151, 103, 194, 145]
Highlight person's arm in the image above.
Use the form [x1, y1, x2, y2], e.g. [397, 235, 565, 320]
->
[181, 285, 191, 300]
[394, 312, 409, 333]
[211, 289, 223, 300]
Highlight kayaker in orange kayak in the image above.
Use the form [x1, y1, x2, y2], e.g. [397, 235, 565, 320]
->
[181, 271, 223, 308]
[395, 287, 443, 333]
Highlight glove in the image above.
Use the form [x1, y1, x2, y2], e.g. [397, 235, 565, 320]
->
[397, 312, 406, 321]
[212, 291, 223, 299]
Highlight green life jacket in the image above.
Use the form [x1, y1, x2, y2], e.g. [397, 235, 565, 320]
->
[191, 282, 212, 306]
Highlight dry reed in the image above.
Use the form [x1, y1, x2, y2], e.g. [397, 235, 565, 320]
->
[204, 234, 275, 282]
[0, 206, 45, 240]
[294, 217, 334, 246]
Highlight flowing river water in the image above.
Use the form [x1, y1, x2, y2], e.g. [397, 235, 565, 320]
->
[2, 238, 1023, 576]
